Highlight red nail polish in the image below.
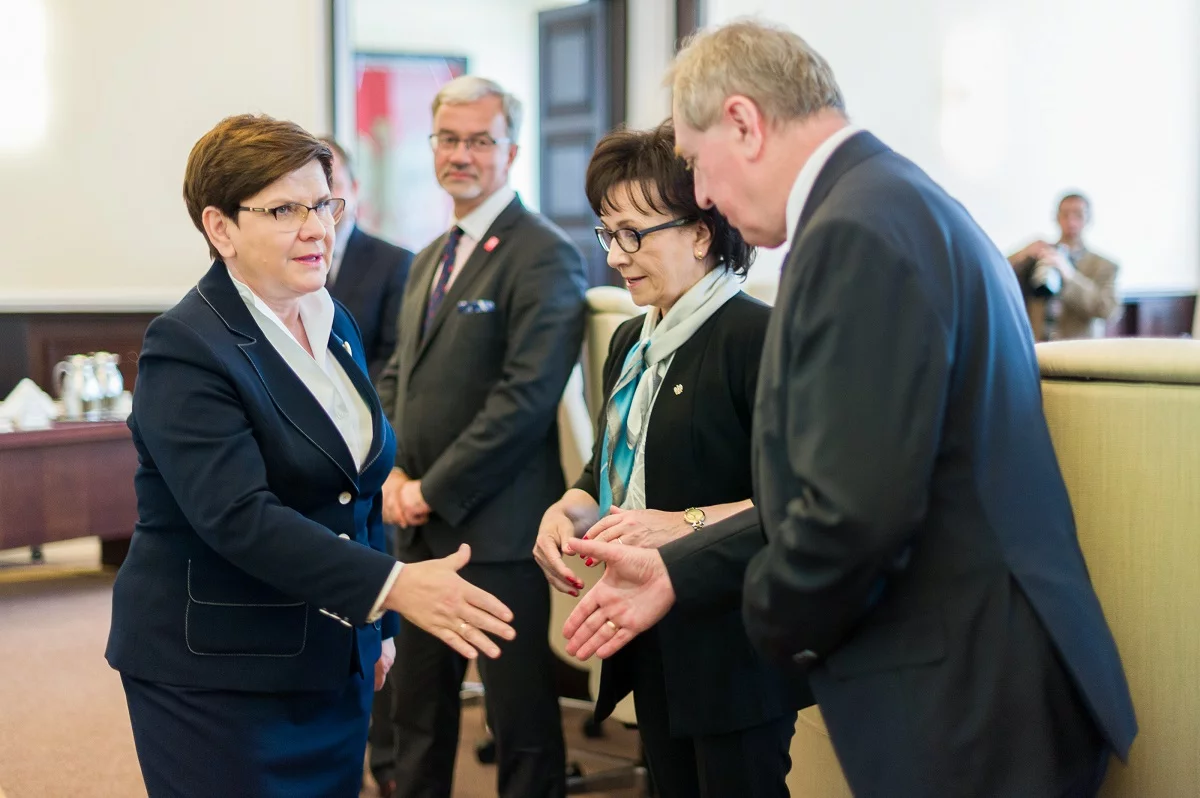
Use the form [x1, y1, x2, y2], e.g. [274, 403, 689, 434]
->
[585, 558, 594, 566]
[570, 590, 579, 597]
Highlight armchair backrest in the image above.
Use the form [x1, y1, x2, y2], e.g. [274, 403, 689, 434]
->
[1037, 338, 1200, 796]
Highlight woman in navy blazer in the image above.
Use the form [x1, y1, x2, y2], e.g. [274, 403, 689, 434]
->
[533, 123, 807, 797]
[106, 114, 514, 798]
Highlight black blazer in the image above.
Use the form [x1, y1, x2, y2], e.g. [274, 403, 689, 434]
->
[327, 225, 413, 380]
[576, 293, 811, 738]
[106, 262, 400, 693]
[376, 196, 587, 563]
[663, 133, 1137, 796]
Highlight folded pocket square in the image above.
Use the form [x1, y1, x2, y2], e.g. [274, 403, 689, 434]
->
[456, 299, 496, 314]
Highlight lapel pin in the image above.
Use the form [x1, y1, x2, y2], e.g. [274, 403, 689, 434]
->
[483, 236, 500, 253]
[673, 384, 683, 395]
[343, 341, 352, 356]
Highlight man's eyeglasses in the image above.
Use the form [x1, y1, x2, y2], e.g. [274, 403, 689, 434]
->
[594, 217, 695, 254]
[428, 133, 511, 153]
[237, 198, 346, 231]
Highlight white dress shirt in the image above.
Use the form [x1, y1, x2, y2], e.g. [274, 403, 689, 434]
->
[227, 268, 401, 621]
[431, 185, 516, 293]
[783, 125, 864, 253]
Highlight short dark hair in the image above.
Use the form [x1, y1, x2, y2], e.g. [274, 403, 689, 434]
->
[183, 114, 332, 260]
[584, 120, 754, 277]
[1058, 191, 1091, 214]
[318, 135, 355, 183]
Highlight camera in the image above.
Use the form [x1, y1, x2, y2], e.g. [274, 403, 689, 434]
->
[1026, 256, 1063, 298]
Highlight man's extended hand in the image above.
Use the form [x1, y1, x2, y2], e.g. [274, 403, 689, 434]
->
[561, 537, 677, 661]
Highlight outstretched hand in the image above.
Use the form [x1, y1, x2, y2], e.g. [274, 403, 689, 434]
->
[562, 537, 677, 661]
[386, 544, 515, 659]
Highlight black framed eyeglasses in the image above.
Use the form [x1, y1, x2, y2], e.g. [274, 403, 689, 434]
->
[428, 133, 511, 153]
[237, 198, 346, 231]
[594, 217, 695, 254]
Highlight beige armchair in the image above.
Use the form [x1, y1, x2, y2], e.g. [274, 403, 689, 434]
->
[1037, 338, 1200, 797]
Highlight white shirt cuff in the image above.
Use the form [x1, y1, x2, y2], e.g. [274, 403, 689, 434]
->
[366, 562, 403, 623]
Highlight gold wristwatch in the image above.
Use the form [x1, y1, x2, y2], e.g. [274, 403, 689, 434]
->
[683, 506, 706, 531]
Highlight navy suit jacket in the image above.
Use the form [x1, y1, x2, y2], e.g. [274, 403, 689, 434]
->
[106, 262, 400, 693]
[663, 133, 1136, 796]
[327, 225, 413, 380]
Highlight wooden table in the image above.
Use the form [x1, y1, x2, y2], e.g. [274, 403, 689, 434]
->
[0, 421, 137, 565]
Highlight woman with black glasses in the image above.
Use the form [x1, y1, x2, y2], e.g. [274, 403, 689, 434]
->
[105, 113, 514, 798]
[532, 121, 806, 797]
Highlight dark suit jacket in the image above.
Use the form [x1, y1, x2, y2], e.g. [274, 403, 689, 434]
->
[106, 262, 400, 693]
[376, 195, 587, 563]
[663, 133, 1136, 796]
[327, 225, 413, 380]
[576, 293, 811, 738]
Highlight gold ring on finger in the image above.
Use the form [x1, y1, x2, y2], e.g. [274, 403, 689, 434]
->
[606, 620, 618, 632]
[459, 622, 470, 634]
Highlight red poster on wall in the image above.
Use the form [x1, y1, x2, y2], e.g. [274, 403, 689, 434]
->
[353, 53, 467, 253]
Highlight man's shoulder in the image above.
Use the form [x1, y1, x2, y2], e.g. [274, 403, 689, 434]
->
[510, 207, 578, 252]
[351, 227, 415, 263]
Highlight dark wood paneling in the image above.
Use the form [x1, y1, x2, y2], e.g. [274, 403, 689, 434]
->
[0, 422, 138, 552]
[540, 2, 620, 288]
[0, 312, 156, 397]
[675, 0, 703, 47]
[1106, 292, 1196, 338]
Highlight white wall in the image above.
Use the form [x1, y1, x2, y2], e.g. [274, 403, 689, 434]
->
[351, 0, 585, 219]
[0, 0, 330, 309]
[706, 0, 1200, 292]
[626, 0, 675, 130]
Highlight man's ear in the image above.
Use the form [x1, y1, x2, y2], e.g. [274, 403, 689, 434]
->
[725, 95, 766, 161]
[202, 206, 238, 260]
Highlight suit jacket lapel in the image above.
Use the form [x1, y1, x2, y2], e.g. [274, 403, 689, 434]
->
[793, 131, 889, 242]
[196, 262, 359, 484]
[328, 327, 386, 474]
[414, 196, 525, 363]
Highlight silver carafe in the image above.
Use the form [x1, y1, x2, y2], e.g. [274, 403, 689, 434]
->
[53, 354, 105, 421]
[92, 351, 124, 419]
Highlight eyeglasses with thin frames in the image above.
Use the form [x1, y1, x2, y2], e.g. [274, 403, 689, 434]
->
[594, 217, 695, 254]
[237, 198, 346, 232]
[428, 133, 511, 153]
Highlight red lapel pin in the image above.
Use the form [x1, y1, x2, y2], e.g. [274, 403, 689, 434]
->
[483, 236, 500, 252]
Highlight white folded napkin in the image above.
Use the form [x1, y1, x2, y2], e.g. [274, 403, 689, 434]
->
[0, 378, 59, 430]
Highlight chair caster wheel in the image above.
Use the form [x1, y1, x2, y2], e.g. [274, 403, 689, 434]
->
[475, 737, 497, 764]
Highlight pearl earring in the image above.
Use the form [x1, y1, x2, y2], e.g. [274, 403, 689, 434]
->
[694, 250, 704, 259]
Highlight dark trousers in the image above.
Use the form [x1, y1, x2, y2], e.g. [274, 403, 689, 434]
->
[388, 551, 566, 798]
[630, 635, 794, 798]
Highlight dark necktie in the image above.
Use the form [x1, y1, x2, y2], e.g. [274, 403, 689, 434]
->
[423, 226, 463, 336]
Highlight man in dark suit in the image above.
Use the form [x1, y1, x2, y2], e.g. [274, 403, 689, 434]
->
[563, 20, 1136, 798]
[320, 137, 414, 380]
[375, 76, 587, 798]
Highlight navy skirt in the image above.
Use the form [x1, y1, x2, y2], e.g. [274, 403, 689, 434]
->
[121, 673, 374, 798]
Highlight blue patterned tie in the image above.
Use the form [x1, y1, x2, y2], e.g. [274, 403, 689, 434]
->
[423, 226, 463, 337]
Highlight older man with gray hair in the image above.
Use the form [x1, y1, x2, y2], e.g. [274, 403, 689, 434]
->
[563, 19, 1135, 798]
[375, 75, 586, 798]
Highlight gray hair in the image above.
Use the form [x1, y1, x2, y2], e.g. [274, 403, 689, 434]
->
[668, 18, 845, 131]
[432, 75, 524, 140]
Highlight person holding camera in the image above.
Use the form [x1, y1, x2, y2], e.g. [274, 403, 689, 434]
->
[1009, 192, 1119, 341]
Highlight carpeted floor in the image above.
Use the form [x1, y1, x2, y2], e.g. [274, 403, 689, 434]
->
[0, 539, 644, 798]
